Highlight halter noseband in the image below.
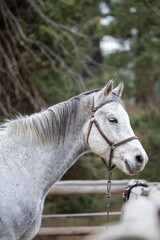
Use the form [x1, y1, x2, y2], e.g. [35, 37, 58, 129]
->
[86, 99, 138, 172]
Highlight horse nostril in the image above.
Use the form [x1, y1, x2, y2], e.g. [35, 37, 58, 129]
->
[135, 155, 144, 166]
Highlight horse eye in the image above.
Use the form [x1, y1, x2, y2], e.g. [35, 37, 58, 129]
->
[108, 117, 118, 123]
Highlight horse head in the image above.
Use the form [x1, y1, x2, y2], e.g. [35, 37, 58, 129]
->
[84, 80, 148, 175]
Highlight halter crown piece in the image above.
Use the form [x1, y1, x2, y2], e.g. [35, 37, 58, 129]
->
[86, 98, 138, 227]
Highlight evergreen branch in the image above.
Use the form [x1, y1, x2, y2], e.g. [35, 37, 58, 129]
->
[26, 0, 88, 39]
[144, 0, 160, 22]
[2, 0, 87, 91]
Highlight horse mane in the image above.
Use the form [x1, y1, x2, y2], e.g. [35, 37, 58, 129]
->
[83, 88, 124, 106]
[112, 92, 124, 107]
[0, 89, 123, 145]
[1, 97, 80, 145]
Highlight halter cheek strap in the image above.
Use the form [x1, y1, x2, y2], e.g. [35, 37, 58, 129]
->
[86, 99, 138, 172]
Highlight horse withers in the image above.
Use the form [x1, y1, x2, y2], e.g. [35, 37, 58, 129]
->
[0, 80, 148, 240]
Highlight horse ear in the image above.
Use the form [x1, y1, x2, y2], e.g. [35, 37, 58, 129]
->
[112, 82, 124, 97]
[103, 79, 114, 97]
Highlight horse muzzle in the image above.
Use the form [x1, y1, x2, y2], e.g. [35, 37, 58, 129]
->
[124, 153, 148, 175]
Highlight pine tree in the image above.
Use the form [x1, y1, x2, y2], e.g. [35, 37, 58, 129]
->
[0, 0, 102, 117]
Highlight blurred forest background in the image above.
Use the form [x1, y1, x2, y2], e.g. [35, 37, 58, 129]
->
[0, 0, 160, 239]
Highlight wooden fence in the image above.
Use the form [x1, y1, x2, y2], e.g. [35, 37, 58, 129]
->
[36, 179, 129, 237]
[37, 180, 158, 237]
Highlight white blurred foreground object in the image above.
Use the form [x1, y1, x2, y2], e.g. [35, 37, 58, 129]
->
[85, 180, 160, 240]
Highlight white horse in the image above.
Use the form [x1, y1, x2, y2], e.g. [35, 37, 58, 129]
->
[0, 80, 148, 240]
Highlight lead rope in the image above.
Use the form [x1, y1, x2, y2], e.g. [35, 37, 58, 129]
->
[101, 155, 115, 228]
[106, 171, 112, 228]
[101, 144, 116, 228]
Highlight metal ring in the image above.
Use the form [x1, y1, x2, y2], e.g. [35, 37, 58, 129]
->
[90, 117, 94, 122]
[111, 145, 115, 150]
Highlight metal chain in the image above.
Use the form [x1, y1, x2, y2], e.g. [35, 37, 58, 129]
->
[106, 171, 112, 228]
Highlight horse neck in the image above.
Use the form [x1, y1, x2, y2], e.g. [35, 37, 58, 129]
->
[33, 96, 91, 197]
[1, 93, 93, 197]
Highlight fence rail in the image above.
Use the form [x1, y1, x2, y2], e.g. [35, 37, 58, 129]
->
[42, 211, 121, 218]
[37, 226, 107, 236]
[49, 179, 130, 195]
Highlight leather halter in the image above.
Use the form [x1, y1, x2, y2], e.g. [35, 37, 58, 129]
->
[86, 99, 138, 172]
